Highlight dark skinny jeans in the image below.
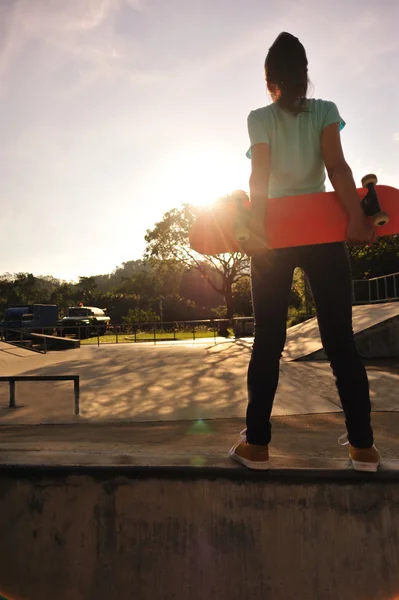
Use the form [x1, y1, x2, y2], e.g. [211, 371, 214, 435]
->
[247, 242, 373, 448]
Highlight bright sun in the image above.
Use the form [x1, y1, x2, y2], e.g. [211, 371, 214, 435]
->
[154, 149, 249, 209]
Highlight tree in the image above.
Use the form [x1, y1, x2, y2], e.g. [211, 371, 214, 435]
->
[123, 308, 160, 325]
[0, 272, 63, 309]
[76, 276, 98, 304]
[48, 281, 78, 314]
[347, 236, 399, 279]
[292, 268, 315, 315]
[232, 275, 252, 316]
[94, 260, 151, 291]
[144, 198, 250, 319]
[180, 266, 216, 301]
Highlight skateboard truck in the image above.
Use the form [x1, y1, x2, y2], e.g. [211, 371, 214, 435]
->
[361, 174, 390, 227]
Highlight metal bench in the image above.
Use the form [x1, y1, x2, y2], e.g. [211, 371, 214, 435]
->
[0, 375, 80, 415]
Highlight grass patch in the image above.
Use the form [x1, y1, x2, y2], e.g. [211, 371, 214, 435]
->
[80, 329, 224, 345]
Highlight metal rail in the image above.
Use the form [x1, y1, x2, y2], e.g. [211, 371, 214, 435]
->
[0, 375, 80, 414]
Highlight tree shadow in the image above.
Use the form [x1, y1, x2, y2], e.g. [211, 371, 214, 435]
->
[0, 330, 397, 426]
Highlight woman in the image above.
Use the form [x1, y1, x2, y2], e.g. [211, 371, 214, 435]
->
[229, 32, 380, 472]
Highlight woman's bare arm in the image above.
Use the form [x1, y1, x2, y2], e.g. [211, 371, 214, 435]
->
[240, 143, 270, 255]
[321, 123, 375, 244]
[249, 143, 270, 220]
[321, 123, 363, 217]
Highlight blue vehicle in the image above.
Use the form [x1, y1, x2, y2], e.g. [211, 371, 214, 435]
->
[0, 304, 59, 340]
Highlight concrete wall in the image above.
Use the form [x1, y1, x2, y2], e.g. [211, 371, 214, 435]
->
[355, 316, 399, 358]
[1, 471, 399, 600]
[301, 315, 399, 360]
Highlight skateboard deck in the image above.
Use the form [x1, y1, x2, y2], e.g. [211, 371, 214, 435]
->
[189, 183, 399, 255]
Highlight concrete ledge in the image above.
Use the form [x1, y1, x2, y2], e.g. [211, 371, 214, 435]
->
[31, 333, 80, 349]
[1, 458, 399, 481]
[1, 413, 398, 478]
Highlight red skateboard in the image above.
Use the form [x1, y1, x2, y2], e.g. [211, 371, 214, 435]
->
[189, 175, 399, 255]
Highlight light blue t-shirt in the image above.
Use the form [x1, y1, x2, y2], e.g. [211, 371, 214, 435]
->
[246, 98, 345, 198]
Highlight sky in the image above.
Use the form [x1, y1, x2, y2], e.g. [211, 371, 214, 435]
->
[0, 0, 398, 282]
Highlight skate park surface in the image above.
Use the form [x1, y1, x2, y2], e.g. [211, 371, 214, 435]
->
[1, 301, 399, 600]
[1, 302, 399, 425]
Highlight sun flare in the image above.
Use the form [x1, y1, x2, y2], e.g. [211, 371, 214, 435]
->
[153, 149, 249, 210]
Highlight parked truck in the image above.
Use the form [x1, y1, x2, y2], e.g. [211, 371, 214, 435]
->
[0, 304, 59, 340]
[58, 306, 110, 339]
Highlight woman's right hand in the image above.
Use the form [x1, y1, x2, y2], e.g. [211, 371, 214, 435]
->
[240, 218, 269, 256]
[321, 123, 377, 246]
[346, 212, 376, 245]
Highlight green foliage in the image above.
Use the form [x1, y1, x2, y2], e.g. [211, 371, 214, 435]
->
[289, 287, 303, 311]
[210, 305, 229, 319]
[0, 273, 71, 315]
[231, 270, 308, 319]
[123, 308, 160, 324]
[232, 276, 252, 316]
[156, 294, 201, 321]
[76, 276, 98, 304]
[0, 259, 226, 324]
[347, 235, 399, 279]
[145, 204, 197, 262]
[292, 268, 315, 315]
[287, 307, 313, 327]
[94, 260, 149, 291]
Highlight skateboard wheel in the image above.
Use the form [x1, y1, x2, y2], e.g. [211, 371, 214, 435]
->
[372, 211, 390, 227]
[361, 173, 378, 187]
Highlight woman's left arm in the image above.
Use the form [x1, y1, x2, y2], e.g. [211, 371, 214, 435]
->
[241, 143, 270, 255]
[249, 142, 270, 221]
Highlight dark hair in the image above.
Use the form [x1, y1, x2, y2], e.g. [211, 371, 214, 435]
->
[265, 32, 309, 115]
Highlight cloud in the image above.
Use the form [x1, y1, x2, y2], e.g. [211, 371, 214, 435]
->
[393, 132, 399, 142]
[0, 0, 160, 90]
[0, 3, 25, 81]
[125, 0, 148, 11]
[63, 0, 117, 31]
[279, 2, 399, 88]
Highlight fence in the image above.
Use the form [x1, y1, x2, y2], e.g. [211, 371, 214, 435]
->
[0, 327, 49, 353]
[1, 274, 398, 348]
[66, 318, 245, 345]
[352, 272, 399, 304]
[0, 318, 253, 348]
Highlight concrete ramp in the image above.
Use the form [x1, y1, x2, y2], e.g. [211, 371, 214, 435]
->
[284, 302, 399, 361]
